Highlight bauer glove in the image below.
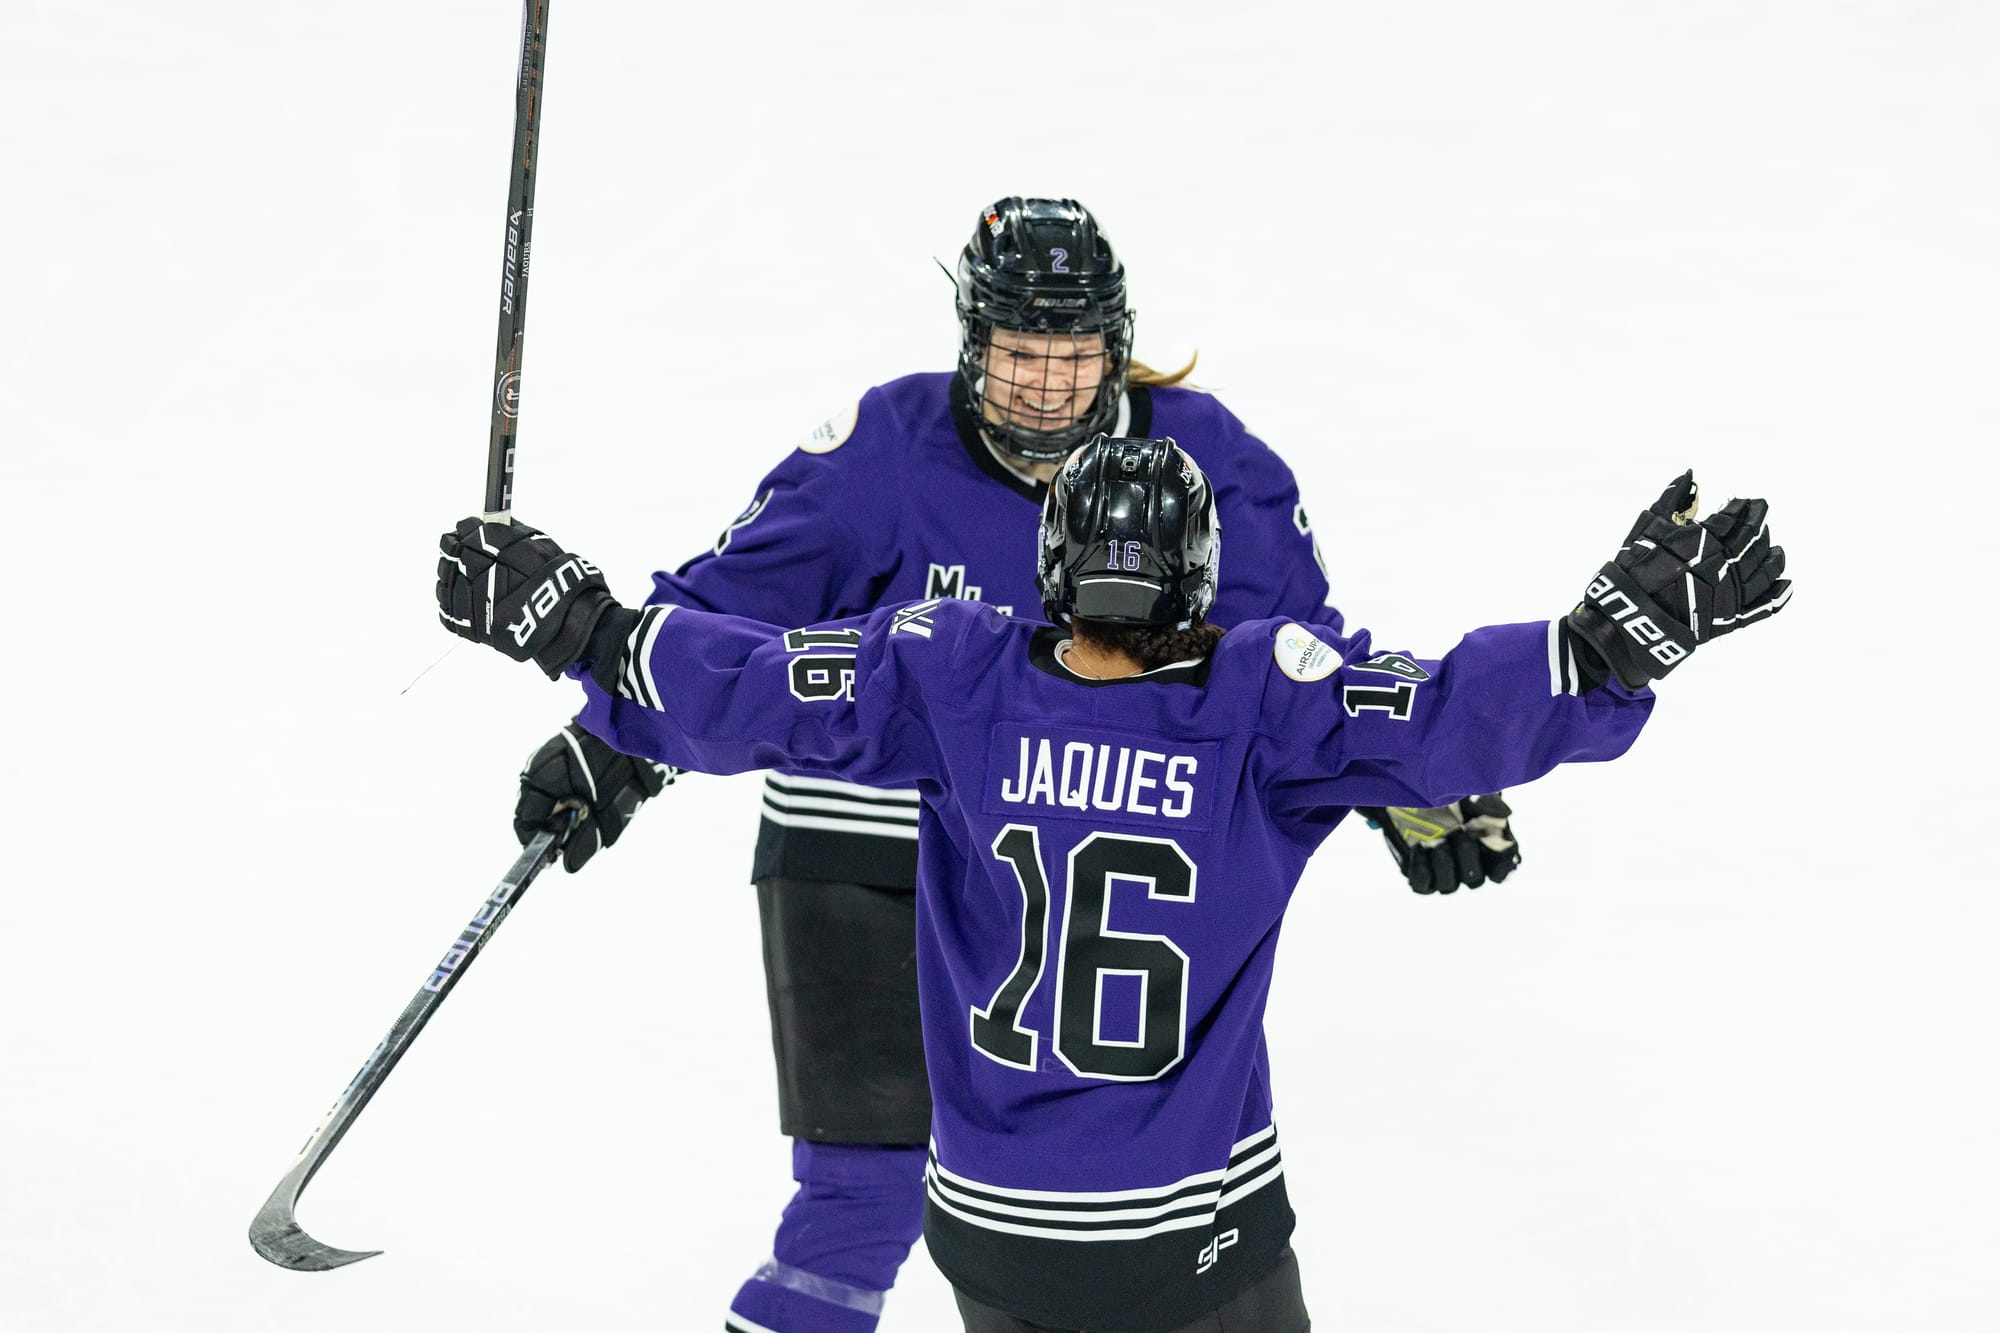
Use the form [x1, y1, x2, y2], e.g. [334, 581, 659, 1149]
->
[436, 517, 634, 680]
[1360, 795, 1521, 894]
[1566, 471, 1790, 690]
[516, 719, 676, 873]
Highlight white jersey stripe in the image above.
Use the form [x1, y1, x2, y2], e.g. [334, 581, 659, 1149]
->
[927, 1172, 1230, 1225]
[637, 604, 673, 709]
[927, 1147, 1283, 1220]
[1217, 1168, 1284, 1212]
[927, 1125, 1276, 1205]
[758, 804, 922, 840]
[765, 773, 921, 803]
[924, 1160, 1232, 1216]
[1223, 1138, 1282, 1185]
[925, 1185, 1219, 1243]
[925, 1159, 1285, 1243]
[762, 789, 922, 822]
[620, 605, 674, 710]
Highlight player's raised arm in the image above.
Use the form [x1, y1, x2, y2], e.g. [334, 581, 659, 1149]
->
[435, 516, 945, 789]
[493, 413, 895, 874]
[1194, 404, 1543, 896]
[1268, 471, 1789, 816]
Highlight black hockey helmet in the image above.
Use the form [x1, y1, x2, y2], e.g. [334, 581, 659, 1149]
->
[956, 197, 1135, 463]
[1039, 435, 1219, 628]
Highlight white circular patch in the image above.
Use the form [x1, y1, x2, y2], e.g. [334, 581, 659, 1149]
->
[797, 401, 860, 454]
[1274, 623, 1339, 682]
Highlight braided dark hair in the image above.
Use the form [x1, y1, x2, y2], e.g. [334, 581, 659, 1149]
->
[1072, 618, 1225, 672]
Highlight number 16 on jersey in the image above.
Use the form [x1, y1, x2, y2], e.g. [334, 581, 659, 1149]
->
[971, 824, 1198, 1082]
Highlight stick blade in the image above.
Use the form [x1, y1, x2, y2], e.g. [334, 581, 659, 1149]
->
[249, 1199, 381, 1271]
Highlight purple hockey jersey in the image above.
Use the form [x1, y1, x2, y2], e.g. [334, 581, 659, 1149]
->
[577, 599, 1652, 1329]
[646, 373, 1338, 888]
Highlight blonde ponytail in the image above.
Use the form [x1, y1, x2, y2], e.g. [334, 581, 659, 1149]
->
[1127, 351, 1199, 389]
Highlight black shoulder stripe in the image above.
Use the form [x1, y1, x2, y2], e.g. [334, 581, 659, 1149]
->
[1125, 385, 1154, 437]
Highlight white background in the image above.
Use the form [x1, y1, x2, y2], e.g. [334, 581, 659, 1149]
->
[6, 1, 1997, 1329]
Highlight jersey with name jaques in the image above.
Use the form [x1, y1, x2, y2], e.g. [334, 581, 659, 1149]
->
[638, 372, 1340, 890]
[576, 598, 1653, 1328]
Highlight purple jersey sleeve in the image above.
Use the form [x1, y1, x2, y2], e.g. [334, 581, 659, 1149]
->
[1261, 619, 1653, 818]
[572, 601, 946, 790]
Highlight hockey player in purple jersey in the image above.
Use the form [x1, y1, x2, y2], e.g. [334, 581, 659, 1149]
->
[435, 435, 1789, 1330]
[501, 198, 1522, 1332]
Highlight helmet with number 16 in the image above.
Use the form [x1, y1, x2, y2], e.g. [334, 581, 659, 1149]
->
[1039, 435, 1219, 629]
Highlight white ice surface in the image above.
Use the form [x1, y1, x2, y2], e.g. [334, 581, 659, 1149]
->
[5, 2, 1997, 1329]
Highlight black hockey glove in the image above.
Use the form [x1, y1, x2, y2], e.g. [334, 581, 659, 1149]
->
[516, 719, 676, 873]
[1567, 471, 1790, 690]
[1360, 796, 1521, 894]
[436, 517, 634, 680]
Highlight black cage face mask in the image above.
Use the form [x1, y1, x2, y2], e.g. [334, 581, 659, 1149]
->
[960, 316, 1133, 462]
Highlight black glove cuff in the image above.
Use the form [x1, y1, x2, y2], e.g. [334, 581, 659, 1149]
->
[583, 604, 642, 692]
[1559, 622, 1614, 693]
[1566, 561, 1696, 690]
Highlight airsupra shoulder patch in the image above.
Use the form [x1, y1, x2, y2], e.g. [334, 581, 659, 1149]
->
[798, 401, 860, 454]
[1274, 623, 1339, 682]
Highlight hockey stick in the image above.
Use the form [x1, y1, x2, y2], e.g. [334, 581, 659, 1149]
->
[248, 825, 569, 1270]
[250, 6, 567, 1270]
[484, 0, 551, 521]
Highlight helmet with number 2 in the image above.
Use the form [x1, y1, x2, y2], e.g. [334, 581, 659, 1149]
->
[956, 197, 1135, 463]
[1039, 435, 1219, 629]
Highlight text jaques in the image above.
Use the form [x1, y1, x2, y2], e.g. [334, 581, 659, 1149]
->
[997, 737, 1199, 819]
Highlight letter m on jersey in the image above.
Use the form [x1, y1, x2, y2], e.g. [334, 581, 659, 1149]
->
[927, 563, 983, 601]
[926, 563, 1012, 616]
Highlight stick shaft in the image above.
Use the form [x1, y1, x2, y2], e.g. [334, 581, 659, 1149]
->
[483, 0, 551, 521]
[300, 829, 557, 1182]
[247, 831, 560, 1268]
